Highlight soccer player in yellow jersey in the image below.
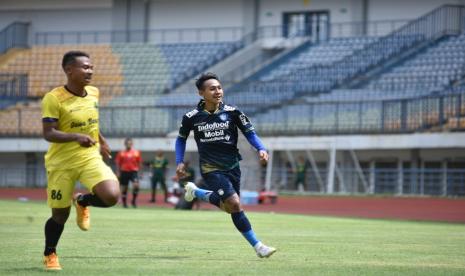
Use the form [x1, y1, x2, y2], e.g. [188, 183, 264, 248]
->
[41, 51, 120, 271]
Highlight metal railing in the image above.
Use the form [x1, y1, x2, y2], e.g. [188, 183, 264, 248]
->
[0, 22, 29, 54]
[32, 19, 414, 46]
[0, 89, 464, 137]
[306, 5, 464, 86]
[35, 26, 247, 45]
[0, 74, 28, 99]
[0, 165, 463, 197]
[273, 167, 465, 196]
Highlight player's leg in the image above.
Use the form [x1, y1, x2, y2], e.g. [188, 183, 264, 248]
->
[74, 158, 120, 230]
[120, 173, 129, 208]
[226, 168, 276, 258]
[43, 169, 76, 270]
[161, 177, 168, 202]
[183, 180, 221, 207]
[185, 168, 276, 257]
[43, 208, 69, 270]
[150, 176, 158, 202]
[131, 172, 140, 208]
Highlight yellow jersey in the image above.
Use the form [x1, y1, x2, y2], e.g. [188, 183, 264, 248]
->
[41, 86, 102, 170]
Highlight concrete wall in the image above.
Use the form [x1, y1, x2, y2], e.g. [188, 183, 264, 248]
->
[367, 0, 464, 21]
[0, 0, 112, 32]
[149, 0, 243, 29]
[259, 0, 355, 26]
[1, 0, 464, 42]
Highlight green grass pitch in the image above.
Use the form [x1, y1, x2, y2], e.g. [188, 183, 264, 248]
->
[1, 199, 465, 275]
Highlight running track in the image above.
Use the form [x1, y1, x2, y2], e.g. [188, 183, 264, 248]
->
[1, 188, 465, 223]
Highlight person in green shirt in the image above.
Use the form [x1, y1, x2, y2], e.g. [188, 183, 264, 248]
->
[294, 156, 309, 192]
[150, 150, 169, 203]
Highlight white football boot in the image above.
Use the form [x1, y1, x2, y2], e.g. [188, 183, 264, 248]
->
[184, 182, 197, 202]
[254, 242, 277, 258]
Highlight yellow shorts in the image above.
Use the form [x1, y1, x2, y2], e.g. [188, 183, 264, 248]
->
[46, 157, 118, 208]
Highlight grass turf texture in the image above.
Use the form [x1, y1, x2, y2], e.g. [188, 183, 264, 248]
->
[1, 200, 465, 275]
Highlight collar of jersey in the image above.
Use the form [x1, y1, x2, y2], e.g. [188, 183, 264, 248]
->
[197, 99, 224, 114]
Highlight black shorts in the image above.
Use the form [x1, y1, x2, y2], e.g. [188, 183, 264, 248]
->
[119, 171, 139, 186]
[201, 166, 241, 201]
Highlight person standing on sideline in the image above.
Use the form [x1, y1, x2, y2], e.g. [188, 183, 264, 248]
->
[41, 51, 120, 271]
[294, 156, 309, 192]
[150, 150, 169, 203]
[115, 138, 142, 208]
[175, 72, 277, 258]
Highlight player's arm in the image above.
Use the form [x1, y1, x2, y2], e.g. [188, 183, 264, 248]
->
[98, 132, 112, 159]
[235, 109, 268, 165]
[244, 131, 268, 165]
[175, 115, 191, 179]
[175, 136, 187, 179]
[41, 92, 95, 147]
[42, 120, 95, 147]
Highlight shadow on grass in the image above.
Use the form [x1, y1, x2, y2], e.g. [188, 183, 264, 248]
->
[3, 267, 46, 274]
[66, 254, 187, 260]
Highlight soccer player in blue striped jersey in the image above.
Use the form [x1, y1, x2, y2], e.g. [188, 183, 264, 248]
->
[175, 72, 276, 258]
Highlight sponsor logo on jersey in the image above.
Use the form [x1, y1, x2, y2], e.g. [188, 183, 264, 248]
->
[204, 129, 224, 138]
[239, 114, 248, 126]
[197, 121, 229, 132]
[185, 109, 199, 118]
[223, 105, 235, 111]
[200, 136, 226, 143]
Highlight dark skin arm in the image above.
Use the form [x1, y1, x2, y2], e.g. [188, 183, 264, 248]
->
[42, 121, 112, 160]
[43, 121, 96, 146]
[99, 132, 112, 160]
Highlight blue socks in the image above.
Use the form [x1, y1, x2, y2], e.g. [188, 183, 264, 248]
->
[193, 188, 260, 247]
[193, 187, 220, 207]
[231, 211, 260, 247]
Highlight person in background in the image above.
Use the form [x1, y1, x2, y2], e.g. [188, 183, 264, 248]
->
[115, 138, 142, 208]
[294, 156, 309, 192]
[150, 150, 169, 203]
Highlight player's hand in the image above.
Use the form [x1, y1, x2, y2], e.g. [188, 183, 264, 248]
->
[259, 150, 268, 166]
[100, 141, 112, 160]
[176, 163, 186, 179]
[75, 134, 96, 147]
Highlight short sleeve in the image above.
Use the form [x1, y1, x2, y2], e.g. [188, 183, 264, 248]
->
[234, 109, 255, 134]
[41, 93, 60, 119]
[178, 115, 192, 139]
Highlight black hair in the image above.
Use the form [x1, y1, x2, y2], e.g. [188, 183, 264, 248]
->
[124, 137, 133, 143]
[62, 50, 90, 69]
[195, 72, 219, 90]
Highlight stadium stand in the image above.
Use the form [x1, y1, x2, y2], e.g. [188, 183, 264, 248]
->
[1, 2, 465, 197]
[365, 33, 465, 93]
[0, 44, 124, 102]
[0, 5, 464, 138]
[259, 36, 379, 81]
[0, 39, 244, 136]
[108, 41, 242, 106]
